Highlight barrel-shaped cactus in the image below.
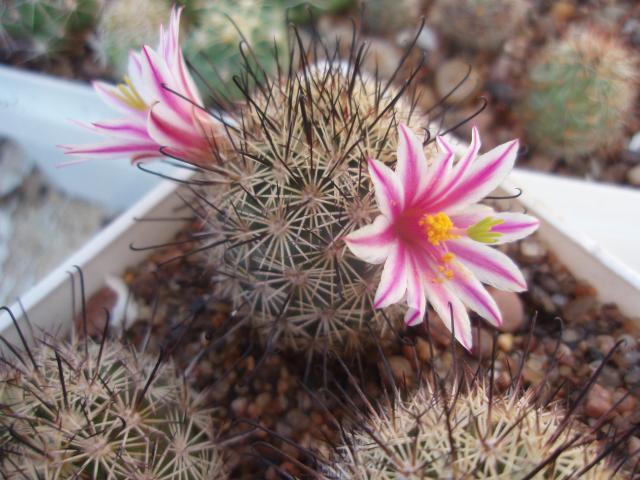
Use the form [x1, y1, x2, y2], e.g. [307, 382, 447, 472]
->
[0, 334, 227, 479]
[521, 28, 638, 159]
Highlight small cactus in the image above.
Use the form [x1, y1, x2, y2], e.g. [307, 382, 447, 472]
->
[430, 0, 529, 52]
[521, 28, 638, 159]
[95, 0, 172, 76]
[182, 0, 288, 101]
[0, 334, 227, 479]
[189, 45, 431, 356]
[0, 0, 99, 61]
[325, 383, 621, 479]
[360, 0, 423, 35]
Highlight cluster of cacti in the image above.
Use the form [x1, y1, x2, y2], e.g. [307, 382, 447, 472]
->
[182, 0, 288, 102]
[94, 0, 172, 76]
[0, 334, 227, 479]
[325, 383, 620, 479]
[190, 54, 431, 355]
[360, 0, 423, 35]
[521, 28, 638, 159]
[430, 0, 529, 53]
[279, 0, 355, 24]
[0, 0, 99, 61]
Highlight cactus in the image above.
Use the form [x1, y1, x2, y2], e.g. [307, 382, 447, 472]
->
[186, 36, 432, 357]
[182, 0, 288, 102]
[279, 0, 355, 25]
[430, 0, 529, 52]
[0, 0, 99, 61]
[0, 334, 227, 479]
[521, 28, 638, 159]
[325, 383, 621, 479]
[360, 0, 423, 35]
[95, 0, 172, 76]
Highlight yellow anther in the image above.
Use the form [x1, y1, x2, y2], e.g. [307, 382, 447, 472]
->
[419, 212, 459, 246]
[443, 252, 455, 263]
[115, 76, 147, 111]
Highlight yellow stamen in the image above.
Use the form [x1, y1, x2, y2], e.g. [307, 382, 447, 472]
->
[115, 76, 147, 111]
[443, 252, 455, 263]
[419, 212, 459, 246]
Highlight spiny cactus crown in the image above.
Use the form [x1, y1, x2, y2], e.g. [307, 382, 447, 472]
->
[431, 0, 529, 52]
[183, 0, 288, 101]
[326, 384, 620, 479]
[96, 0, 173, 76]
[1, 0, 98, 59]
[522, 28, 638, 158]
[0, 335, 226, 479]
[189, 47, 433, 356]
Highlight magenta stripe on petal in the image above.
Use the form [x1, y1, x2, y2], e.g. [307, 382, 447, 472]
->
[374, 244, 407, 308]
[448, 241, 525, 290]
[492, 221, 538, 233]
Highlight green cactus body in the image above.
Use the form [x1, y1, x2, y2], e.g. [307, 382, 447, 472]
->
[182, 0, 288, 102]
[1, 0, 99, 60]
[328, 385, 620, 479]
[522, 29, 638, 159]
[96, 0, 172, 76]
[431, 0, 529, 52]
[192, 59, 432, 356]
[0, 337, 227, 479]
[361, 0, 423, 35]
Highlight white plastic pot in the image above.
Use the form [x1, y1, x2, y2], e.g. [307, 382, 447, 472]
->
[0, 65, 167, 212]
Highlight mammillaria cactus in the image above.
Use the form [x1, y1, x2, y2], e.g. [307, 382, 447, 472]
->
[521, 28, 638, 159]
[182, 0, 288, 102]
[325, 383, 621, 479]
[0, 332, 227, 479]
[360, 0, 423, 35]
[95, 0, 172, 76]
[430, 0, 529, 53]
[0, 0, 99, 61]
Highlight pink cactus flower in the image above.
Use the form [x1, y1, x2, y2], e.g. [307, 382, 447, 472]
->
[344, 125, 539, 350]
[61, 7, 219, 165]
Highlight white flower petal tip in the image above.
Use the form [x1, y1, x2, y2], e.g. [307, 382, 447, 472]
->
[346, 125, 533, 350]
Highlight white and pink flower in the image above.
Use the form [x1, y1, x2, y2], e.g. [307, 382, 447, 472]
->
[344, 125, 539, 350]
[61, 7, 219, 165]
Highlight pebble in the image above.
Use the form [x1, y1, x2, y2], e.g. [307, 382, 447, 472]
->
[624, 366, 640, 387]
[613, 389, 637, 415]
[286, 409, 310, 432]
[385, 356, 415, 386]
[415, 337, 433, 362]
[563, 297, 598, 322]
[362, 37, 404, 80]
[74, 285, 118, 338]
[0, 139, 33, 198]
[472, 328, 494, 359]
[629, 436, 640, 458]
[561, 328, 584, 346]
[489, 289, 525, 333]
[522, 356, 545, 384]
[497, 333, 514, 353]
[585, 384, 613, 419]
[550, 1, 576, 24]
[627, 165, 640, 187]
[519, 239, 547, 263]
[425, 309, 453, 347]
[595, 335, 616, 356]
[397, 25, 438, 52]
[231, 397, 249, 417]
[435, 58, 482, 105]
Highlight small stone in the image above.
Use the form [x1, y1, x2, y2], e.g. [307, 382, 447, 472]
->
[435, 58, 482, 105]
[597, 365, 622, 389]
[613, 389, 637, 415]
[362, 37, 404, 79]
[595, 335, 616, 356]
[425, 309, 453, 347]
[497, 333, 514, 352]
[397, 25, 438, 52]
[275, 420, 294, 439]
[0, 139, 33, 198]
[550, 1, 576, 24]
[415, 337, 433, 362]
[624, 366, 640, 387]
[285, 409, 310, 432]
[231, 397, 248, 417]
[563, 297, 598, 322]
[522, 356, 545, 384]
[386, 356, 415, 386]
[74, 286, 117, 338]
[489, 289, 525, 333]
[627, 165, 640, 186]
[520, 239, 547, 263]
[629, 436, 640, 458]
[561, 328, 584, 345]
[585, 384, 613, 419]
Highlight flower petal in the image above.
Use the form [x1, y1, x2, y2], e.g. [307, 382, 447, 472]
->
[374, 243, 408, 309]
[448, 263, 502, 327]
[423, 277, 473, 350]
[396, 123, 429, 205]
[88, 119, 151, 141]
[93, 81, 145, 119]
[147, 102, 208, 152]
[414, 135, 454, 206]
[447, 238, 527, 292]
[432, 139, 519, 213]
[60, 141, 160, 161]
[450, 204, 495, 229]
[344, 215, 396, 264]
[368, 158, 405, 219]
[487, 213, 540, 244]
[404, 252, 426, 326]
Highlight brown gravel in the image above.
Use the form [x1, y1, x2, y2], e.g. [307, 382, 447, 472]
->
[105, 221, 640, 479]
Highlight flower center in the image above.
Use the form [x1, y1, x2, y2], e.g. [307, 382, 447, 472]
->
[419, 212, 459, 246]
[115, 76, 147, 111]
